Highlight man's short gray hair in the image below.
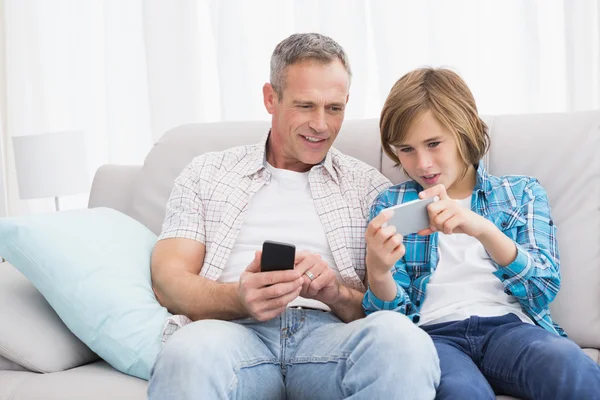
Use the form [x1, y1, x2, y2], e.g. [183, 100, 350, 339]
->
[270, 33, 352, 99]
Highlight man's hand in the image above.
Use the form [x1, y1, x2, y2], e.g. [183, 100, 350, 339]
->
[237, 251, 304, 321]
[418, 184, 494, 238]
[293, 251, 341, 306]
[365, 210, 406, 280]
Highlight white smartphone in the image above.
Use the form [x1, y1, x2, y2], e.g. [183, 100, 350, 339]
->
[382, 196, 439, 236]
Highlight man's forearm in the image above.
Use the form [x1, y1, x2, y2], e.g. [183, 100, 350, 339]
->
[158, 273, 249, 321]
[328, 285, 366, 322]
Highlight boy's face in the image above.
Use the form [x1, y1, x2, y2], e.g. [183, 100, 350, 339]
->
[395, 110, 475, 199]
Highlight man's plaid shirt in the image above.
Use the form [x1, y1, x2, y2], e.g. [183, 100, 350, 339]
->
[159, 135, 391, 340]
[363, 163, 565, 336]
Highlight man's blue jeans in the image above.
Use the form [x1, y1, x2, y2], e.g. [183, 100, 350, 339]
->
[148, 309, 440, 399]
[422, 313, 600, 399]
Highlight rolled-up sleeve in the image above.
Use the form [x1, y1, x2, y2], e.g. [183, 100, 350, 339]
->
[158, 158, 206, 243]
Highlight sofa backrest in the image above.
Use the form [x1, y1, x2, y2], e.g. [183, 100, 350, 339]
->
[129, 119, 389, 234]
[127, 111, 600, 346]
[480, 111, 600, 348]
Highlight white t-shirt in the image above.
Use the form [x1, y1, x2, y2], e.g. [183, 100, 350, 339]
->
[219, 162, 340, 311]
[418, 196, 533, 326]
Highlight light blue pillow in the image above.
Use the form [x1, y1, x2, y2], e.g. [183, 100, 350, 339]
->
[0, 207, 171, 380]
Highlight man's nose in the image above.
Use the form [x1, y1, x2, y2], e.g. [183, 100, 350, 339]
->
[308, 109, 327, 133]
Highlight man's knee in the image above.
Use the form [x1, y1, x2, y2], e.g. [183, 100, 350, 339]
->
[155, 319, 245, 371]
[362, 312, 434, 349]
[361, 311, 439, 367]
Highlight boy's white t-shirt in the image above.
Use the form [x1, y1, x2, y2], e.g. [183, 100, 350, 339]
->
[219, 162, 340, 311]
[418, 196, 533, 326]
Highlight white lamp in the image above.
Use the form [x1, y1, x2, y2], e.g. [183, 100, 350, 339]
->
[12, 131, 89, 211]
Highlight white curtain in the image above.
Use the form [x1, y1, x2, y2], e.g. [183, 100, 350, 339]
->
[0, 0, 599, 216]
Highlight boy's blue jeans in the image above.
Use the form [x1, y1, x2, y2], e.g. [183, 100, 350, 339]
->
[148, 309, 440, 399]
[422, 313, 600, 400]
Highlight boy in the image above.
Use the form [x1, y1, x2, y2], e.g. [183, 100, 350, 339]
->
[364, 67, 600, 399]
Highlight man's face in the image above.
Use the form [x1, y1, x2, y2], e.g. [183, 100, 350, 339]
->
[396, 111, 475, 199]
[263, 59, 350, 172]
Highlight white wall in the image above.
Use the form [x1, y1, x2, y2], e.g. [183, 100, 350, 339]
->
[0, 0, 7, 218]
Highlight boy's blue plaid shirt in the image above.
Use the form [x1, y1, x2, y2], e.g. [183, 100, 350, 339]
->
[363, 163, 565, 336]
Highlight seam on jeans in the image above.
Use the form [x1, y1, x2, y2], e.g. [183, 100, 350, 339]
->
[480, 349, 519, 385]
[287, 353, 351, 364]
[236, 356, 279, 369]
[482, 370, 518, 386]
[226, 357, 280, 396]
[341, 355, 355, 394]
[286, 354, 353, 395]
[465, 317, 480, 365]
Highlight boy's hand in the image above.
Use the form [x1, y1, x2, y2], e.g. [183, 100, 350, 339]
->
[365, 210, 406, 279]
[418, 184, 494, 238]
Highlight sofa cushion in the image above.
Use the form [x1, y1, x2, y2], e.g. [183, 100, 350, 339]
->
[486, 110, 600, 348]
[583, 348, 600, 364]
[130, 120, 385, 234]
[0, 262, 97, 373]
[0, 361, 147, 400]
[0, 354, 29, 372]
[0, 208, 171, 380]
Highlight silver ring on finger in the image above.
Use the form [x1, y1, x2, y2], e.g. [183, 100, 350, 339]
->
[304, 270, 315, 281]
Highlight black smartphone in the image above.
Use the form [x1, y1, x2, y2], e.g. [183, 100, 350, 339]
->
[261, 240, 296, 272]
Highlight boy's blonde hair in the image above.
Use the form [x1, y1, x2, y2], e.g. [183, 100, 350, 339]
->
[380, 68, 490, 175]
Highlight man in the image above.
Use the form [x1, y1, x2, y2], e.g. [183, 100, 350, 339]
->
[148, 33, 440, 399]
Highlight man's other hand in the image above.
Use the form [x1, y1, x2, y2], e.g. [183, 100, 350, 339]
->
[238, 251, 303, 321]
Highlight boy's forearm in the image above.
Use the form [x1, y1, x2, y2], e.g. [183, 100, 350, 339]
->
[367, 271, 398, 302]
[476, 222, 518, 267]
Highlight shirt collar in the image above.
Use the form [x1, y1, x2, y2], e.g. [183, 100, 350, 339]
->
[320, 150, 338, 184]
[244, 130, 338, 184]
[473, 161, 494, 197]
[242, 133, 270, 178]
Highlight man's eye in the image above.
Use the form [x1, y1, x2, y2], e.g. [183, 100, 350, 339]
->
[428, 142, 441, 148]
[298, 105, 312, 109]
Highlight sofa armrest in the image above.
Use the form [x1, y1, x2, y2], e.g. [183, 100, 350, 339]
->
[88, 165, 142, 216]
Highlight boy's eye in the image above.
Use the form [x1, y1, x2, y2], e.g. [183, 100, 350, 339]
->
[428, 141, 441, 148]
[399, 147, 413, 153]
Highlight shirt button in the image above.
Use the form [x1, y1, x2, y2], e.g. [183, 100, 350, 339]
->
[412, 315, 420, 323]
[502, 274, 510, 280]
[504, 288, 512, 295]
[415, 300, 421, 307]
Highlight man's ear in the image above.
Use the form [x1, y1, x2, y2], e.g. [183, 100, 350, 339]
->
[263, 83, 278, 115]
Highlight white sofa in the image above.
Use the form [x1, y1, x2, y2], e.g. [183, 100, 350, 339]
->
[1, 111, 599, 400]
